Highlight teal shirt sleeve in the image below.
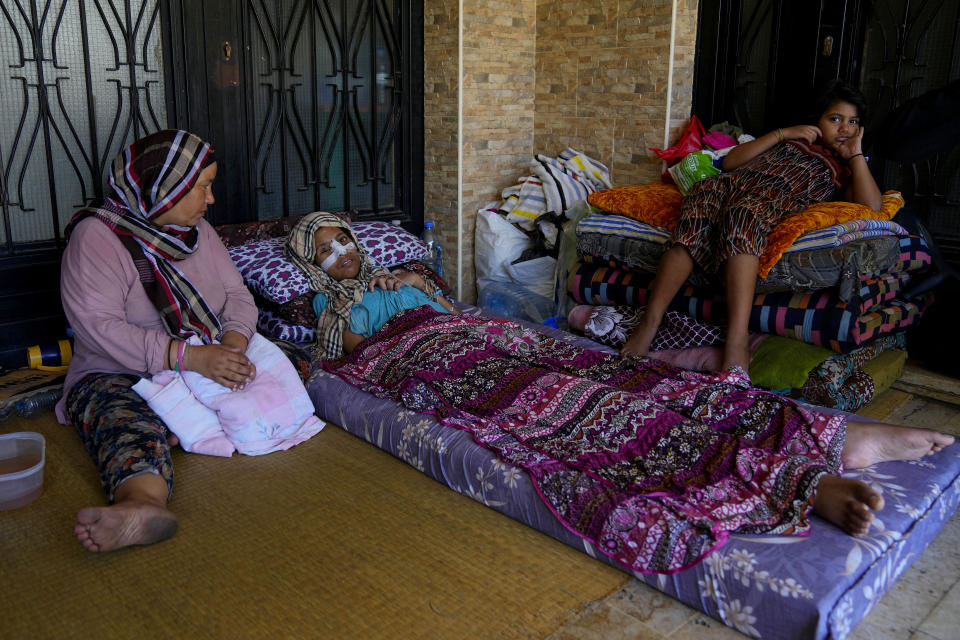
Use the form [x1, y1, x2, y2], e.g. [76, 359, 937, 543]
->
[348, 286, 448, 338]
[312, 292, 328, 316]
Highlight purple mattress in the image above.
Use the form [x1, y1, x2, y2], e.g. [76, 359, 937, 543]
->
[305, 305, 960, 640]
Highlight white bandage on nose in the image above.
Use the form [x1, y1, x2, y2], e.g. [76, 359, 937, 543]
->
[319, 239, 357, 272]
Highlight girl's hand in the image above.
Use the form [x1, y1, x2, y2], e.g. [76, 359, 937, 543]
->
[780, 125, 821, 144]
[188, 343, 256, 391]
[392, 271, 424, 289]
[831, 126, 865, 161]
[368, 274, 404, 292]
[435, 295, 459, 314]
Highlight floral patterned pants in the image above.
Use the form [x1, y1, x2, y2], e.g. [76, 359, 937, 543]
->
[66, 373, 174, 501]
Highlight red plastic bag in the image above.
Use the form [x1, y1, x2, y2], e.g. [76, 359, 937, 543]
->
[649, 115, 707, 165]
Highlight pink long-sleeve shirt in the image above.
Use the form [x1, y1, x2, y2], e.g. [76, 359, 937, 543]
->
[56, 216, 257, 424]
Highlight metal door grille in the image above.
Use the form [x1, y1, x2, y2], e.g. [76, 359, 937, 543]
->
[0, 0, 166, 255]
[246, 0, 406, 220]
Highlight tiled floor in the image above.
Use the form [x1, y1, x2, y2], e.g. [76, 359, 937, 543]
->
[548, 385, 960, 640]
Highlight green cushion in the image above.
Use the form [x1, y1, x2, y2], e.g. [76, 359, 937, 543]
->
[749, 336, 834, 390]
[860, 349, 907, 395]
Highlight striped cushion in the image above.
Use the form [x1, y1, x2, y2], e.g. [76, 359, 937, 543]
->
[576, 213, 671, 243]
[500, 149, 612, 230]
[786, 219, 909, 253]
[500, 175, 547, 229]
[587, 184, 905, 278]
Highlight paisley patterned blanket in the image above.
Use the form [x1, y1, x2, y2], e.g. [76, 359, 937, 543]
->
[323, 307, 847, 573]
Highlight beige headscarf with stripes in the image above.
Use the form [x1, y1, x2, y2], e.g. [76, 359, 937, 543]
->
[284, 211, 390, 359]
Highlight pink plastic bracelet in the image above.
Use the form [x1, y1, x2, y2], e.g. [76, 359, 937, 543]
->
[176, 341, 186, 372]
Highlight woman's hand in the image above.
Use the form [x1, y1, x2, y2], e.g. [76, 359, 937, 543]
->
[839, 126, 882, 210]
[187, 341, 256, 391]
[780, 125, 821, 144]
[435, 296, 459, 314]
[219, 330, 249, 353]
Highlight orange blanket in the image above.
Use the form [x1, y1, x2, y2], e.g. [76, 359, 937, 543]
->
[587, 184, 904, 278]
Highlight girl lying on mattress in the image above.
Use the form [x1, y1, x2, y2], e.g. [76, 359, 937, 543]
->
[285, 212, 953, 574]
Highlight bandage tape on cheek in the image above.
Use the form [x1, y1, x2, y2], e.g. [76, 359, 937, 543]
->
[319, 240, 357, 272]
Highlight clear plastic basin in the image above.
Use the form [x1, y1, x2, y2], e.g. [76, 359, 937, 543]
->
[0, 432, 45, 510]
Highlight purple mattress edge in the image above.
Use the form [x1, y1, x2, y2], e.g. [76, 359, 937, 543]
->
[305, 305, 960, 640]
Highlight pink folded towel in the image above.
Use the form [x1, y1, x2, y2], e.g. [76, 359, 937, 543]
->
[133, 334, 324, 456]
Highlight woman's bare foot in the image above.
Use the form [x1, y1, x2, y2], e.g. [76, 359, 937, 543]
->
[842, 420, 955, 469]
[814, 474, 884, 535]
[620, 314, 658, 357]
[74, 500, 178, 552]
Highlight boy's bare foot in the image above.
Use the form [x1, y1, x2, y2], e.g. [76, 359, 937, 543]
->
[842, 420, 955, 469]
[721, 338, 751, 373]
[620, 314, 658, 357]
[814, 474, 884, 535]
[74, 501, 178, 552]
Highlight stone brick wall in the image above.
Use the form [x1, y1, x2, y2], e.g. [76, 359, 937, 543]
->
[423, 0, 699, 301]
[535, 0, 698, 186]
[423, 0, 461, 292]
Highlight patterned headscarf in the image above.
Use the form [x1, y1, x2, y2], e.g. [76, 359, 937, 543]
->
[65, 129, 222, 343]
[285, 211, 391, 360]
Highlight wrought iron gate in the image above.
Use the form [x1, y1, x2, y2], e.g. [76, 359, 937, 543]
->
[163, 0, 424, 225]
[0, 0, 423, 368]
[0, 0, 167, 256]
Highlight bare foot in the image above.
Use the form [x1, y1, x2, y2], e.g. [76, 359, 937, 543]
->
[814, 474, 884, 535]
[721, 338, 751, 372]
[620, 315, 658, 357]
[842, 420, 955, 469]
[74, 500, 178, 552]
[167, 432, 180, 448]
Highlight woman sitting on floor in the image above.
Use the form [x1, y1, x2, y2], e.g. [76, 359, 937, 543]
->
[285, 212, 953, 574]
[58, 130, 257, 552]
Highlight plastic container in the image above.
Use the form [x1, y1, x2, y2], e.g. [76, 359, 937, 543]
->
[0, 432, 46, 510]
[477, 280, 554, 324]
[420, 221, 444, 277]
[15, 388, 63, 417]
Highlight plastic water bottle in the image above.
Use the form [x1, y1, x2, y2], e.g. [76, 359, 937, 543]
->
[15, 388, 63, 417]
[420, 221, 444, 277]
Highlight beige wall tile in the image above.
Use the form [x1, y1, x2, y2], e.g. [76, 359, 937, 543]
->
[536, 0, 620, 52]
[534, 116, 617, 170]
[535, 52, 580, 117]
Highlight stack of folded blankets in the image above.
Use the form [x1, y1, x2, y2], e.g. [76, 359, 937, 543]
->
[565, 182, 934, 410]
